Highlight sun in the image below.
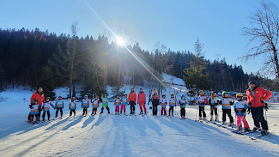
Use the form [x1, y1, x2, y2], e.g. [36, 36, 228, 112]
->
[117, 37, 124, 46]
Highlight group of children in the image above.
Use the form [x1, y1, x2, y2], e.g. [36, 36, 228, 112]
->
[197, 90, 251, 131]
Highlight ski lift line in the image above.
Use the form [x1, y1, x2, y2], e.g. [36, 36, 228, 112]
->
[83, 0, 167, 89]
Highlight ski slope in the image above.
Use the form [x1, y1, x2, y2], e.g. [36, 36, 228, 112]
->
[1, 79, 279, 156]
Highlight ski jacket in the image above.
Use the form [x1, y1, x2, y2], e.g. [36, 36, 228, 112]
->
[81, 99, 90, 108]
[101, 96, 108, 106]
[179, 99, 187, 108]
[69, 102, 76, 110]
[137, 92, 146, 104]
[169, 98, 177, 106]
[42, 101, 54, 111]
[246, 86, 272, 108]
[55, 100, 64, 109]
[197, 96, 207, 107]
[220, 97, 232, 109]
[160, 98, 168, 107]
[92, 99, 100, 108]
[128, 91, 137, 102]
[208, 96, 219, 108]
[121, 97, 128, 105]
[152, 94, 160, 106]
[114, 98, 121, 106]
[233, 100, 248, 116]
[31, 104, 40, 114]
[30, 91, 45, 105]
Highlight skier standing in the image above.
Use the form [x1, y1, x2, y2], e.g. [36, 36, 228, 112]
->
[81, 95, 90, 116]
[69, 97, 76, 117]
[233, 93, 251, 132]
[169, 94, 177, 116]
[197, 90, 207, 120]
[30, 87, 44, 121]
[100, 94, 110, 114]
[91, 95, 100, 115]
[151, 89, 159, 115]
[128, 87, 137, 114]
[246, 81, 272, 135]
[208, 91, 219, 121]
[42, 97, 54, 121]
[114, 95, 121, 114]
[121, 94, 128, 114]
[160, 94, 167, 116]
[179, 95, 187, 119]
[137, 88, 147, 114]
[55, 96, 64, 119]
[220, 91, 234, 126]
[30, 100, 40, 123]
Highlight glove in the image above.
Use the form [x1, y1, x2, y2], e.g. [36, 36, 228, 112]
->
[234, 109, 238, 113]
[29, 104, 32, 109]
[247, 107, 251, 114]
[265, 103, 269, 111]
[241, 109, 246, 113]
[54, 107, 56, 109]
[248, 102, 251, 107]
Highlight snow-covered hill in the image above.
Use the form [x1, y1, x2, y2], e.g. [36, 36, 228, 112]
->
[1, 75, 279, 156]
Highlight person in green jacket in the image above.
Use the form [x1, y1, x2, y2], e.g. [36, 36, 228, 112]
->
[100, 94, 110, 114]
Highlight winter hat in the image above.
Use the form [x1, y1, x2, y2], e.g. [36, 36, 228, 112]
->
[46, 97, 50, 99]
[248, 81, 256, 86]
[84, 95, 88, 97]
[140, 88, 143, 90]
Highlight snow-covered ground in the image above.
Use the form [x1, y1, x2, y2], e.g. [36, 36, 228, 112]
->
[1, 75, 279, 157]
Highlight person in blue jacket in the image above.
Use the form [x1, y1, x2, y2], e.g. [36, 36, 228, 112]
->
[55, 96, 64, 119]
[233, 93, 251, 132]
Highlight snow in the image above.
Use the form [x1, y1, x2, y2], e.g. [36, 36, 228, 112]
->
[1, 75, 279, 156]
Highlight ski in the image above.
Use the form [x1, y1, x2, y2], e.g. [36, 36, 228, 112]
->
[250, 132, 270, 140]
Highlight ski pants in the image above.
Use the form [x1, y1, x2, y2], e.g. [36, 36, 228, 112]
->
[169, 106, 174, 113]
[129, 101, 135, 114]
[251, 107, 268, 130]
[42, 111, 51, 120]
[199, 106, 206, 118]
[152, 105, 158, 115]
[30, 114, 39, 122]
[161, 107, 166, 115]
[236, 115, 250, 129]
[222, 109, 233, 123]
[139, 103, 147, 113]
[92, 108, 97, 114]
[101, 106, 110, 113]
[56, 108, 63, 117]
[181, 108, 186, 117]
[115, 106, 120, 113]
[38, 107, 42, 120]
[83, 108, 88, 115]
[70, 109, 76, 116]
[210, 107, 218, 116]
[121, 104, 126, 113]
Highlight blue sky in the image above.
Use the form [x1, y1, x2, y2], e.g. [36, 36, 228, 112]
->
[1, 0, 279, 75]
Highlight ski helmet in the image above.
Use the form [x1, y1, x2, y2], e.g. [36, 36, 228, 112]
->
[71, 97, 75, 101]
[211, 91, 216, 96]
[199, 90, 204, 95]
[162, 94, 166, 98]
[181, 95, 186, 99]
[222, 91, 228, 97]
[153, 89, 157, 94]
[46, 97, 50, 99]
[236, 93, 243, 99]
[84, 95, 88, 98]
[171, 94, 174, 97]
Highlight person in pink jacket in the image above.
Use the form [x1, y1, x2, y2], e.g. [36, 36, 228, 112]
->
[137, 88, 147, 114]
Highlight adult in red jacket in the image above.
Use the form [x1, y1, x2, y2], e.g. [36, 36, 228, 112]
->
[246, 81, 272, 134]
[137, 88, 146, 114]
[128, 87, 137, 114]
[29, 87, 45, 121]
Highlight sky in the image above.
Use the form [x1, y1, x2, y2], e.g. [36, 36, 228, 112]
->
[1, 0, 279, 76]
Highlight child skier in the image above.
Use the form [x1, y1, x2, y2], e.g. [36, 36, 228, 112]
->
[208, 91, 219, 121]
[160, 94, 167, 116]
[169, 94, 177, 116]
[114, 95, 121, 115]
[30, 100, 40, 123]
[91, 95, 100, 115]
[81, 95, 90, 116]
[234, 93, 251, 132]
[121, 94, 128, 114]
[42, 97, 54, 121]
[197, 90, 207, 120]
[220, 91, 234, 126]
[69, 97, 76, 117]
[179, 95, 187, 119]
[100, 94, 110, 114]
[55, 96, 64, 119]
[151, 90, 160, 115]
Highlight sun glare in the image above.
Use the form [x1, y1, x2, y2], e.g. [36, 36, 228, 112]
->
[117, 37, 124, 46]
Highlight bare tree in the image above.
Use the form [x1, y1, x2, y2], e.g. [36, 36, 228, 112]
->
[242, 2, 279, 79]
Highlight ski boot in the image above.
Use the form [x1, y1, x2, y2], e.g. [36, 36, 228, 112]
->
[172, 112, 174, 116]
[203, 117, 207, 121]
[261, 129, 268, 135]
[244, 128, 251, 132]
[100, 111, 103, 114]
[252, 127, 261, 132]
[209, 117, 213, 121]
[228, 122, 234, 127]
[237, 126, 242, 131]
[140, 111, 143, 115]
[108, 111, 110, 114]
[199, 117, 202, 120]
[222, 121, 226, 125]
